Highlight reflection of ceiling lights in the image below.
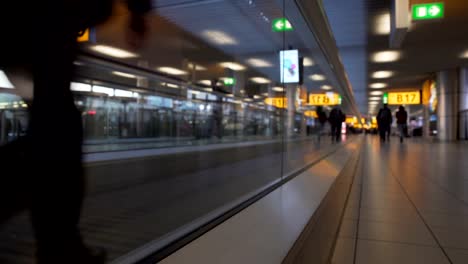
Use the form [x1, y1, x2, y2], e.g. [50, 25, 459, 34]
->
[460, 50, 468, 58]
[262, 92, 269, 96]
[374, 13, 390, 35]
[254, 95, 262, 99]
[220, 62, 246, 71]
[250, 77, 271, 84]
[188, 63, 207, 71]
[372, 71, 394, 79]
[370, 91, 383, 95]
[0, 70, 15, 89]
[303, 57, 314, 66]
[157, 67, 187, 75]
[369, 97, 381, 101]
[70, 82, 91, 92]
[272, 87, 284, 92]
[114, 89, 133, 98]
[90, 45, 138, 58]
[202, 30, 238, 45]
[369, 83, 387, 89]
[165, 83, 179, 89]
[372, 51, 401, 63]
[92, 85, 114, 96]
[244, 98, 253, 102]
[310, 74, 325, 81]
[112, 71, 137, 78]
[204, 88, 213, 92]
[247, 58, 273, 67]
[198, 80, 212, 86]
[321, 85, 332, 90]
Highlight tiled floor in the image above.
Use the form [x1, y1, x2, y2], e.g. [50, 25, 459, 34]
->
[332, 136, 468, 264]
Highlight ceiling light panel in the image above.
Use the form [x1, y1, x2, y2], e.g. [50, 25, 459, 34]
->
[247, 58, 273, 67]
[250, 77, 271, 84]
[188, 63, 207, 71]
[370, 91, 383, 96]
[369, 83, 387, 89]
[220, 62, 246, 71]
[90, 45, 138, 58]
[321, 85, 332, 90]
[112, 71, 137, 78]
[372, 71, 394, 79]
[202, 30, 238, 45]
[310, 74, 326, 81]
[372, 51, 401, 63]
[374, 13, 390, 35]
[272, 87, 284, 92]
[303, 57, 314, 66]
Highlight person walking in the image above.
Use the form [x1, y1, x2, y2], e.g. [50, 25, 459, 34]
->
[396, 105, 408, 143]
[316, 106, 328, 142]
[0, 1, 151, 263]
[329, 106, 345, 142]
[377, 104, 392, 142]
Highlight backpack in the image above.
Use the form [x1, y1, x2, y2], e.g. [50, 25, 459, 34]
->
[379, 108, 392, 124]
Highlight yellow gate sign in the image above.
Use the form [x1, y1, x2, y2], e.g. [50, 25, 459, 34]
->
[387, 91, 420, 105]
[264, 97, 288, 108]
[308, 93, 341, 106]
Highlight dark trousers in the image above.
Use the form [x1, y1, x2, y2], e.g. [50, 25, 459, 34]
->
[331, 124, 341, 142]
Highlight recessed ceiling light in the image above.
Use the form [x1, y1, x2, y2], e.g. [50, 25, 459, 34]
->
[220, 62, 246, 71]
[157, 67, 188, 75]
[370, 91, 383, 96]
[188, 63, 207, 71]
[198, 80, 212, 86]
[372, 71, 394, 79]
[374, 13, 390, 35]
[166, 83, 180, 89]
[202, 30, 238, 45]
[250, 77, 271, 84]
[0, 70, 15, 89]
[253, 95, 262, 99]
[262, 92, 269, 96]
[247, 58, 273, 67]
[112, 71, 137, 78]
[369, 97, 381, 101]
[369, 83, 387, 89]
[204, 88, 213, 92]
[372, 51, 401, 63]
[272, 87, 284, 92]
[321, 85, 332, 90]
[90, 45, 138, 58]
[310, 74, 326, 81]
[303, 57, 314, 66]
[369, 101, 379, 105]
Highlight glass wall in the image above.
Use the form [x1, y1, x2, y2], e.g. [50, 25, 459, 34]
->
[0, 0, 346, 263]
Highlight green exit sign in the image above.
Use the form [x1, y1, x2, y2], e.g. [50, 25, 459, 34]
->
[412, 2, 444, 20]
[224, 77, 235, 86]
[272, 18, 293, 32]
[383, 92, 389, 104]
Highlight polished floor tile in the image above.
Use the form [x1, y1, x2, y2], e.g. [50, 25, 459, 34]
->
[331, 238, 355, 264]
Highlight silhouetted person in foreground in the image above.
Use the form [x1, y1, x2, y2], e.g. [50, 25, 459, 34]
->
[0, 1, 151, 263]
[377, 104, 392, 142]
[329, 106, 345, 142]
[396, 105, 408, 143]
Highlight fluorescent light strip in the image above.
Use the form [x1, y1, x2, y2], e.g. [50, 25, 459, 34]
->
[374, 13, 390, 35]
[70, 82, 91, 92]
[90, 45, 138, 59]
[188, 63, 207, 71]
[303, 57, 314, 66]
[112, 71, 137, 78]
[370, 91, 383, 96]
[321, 85, 332, 90]
[157, 67, 187, 75]
[115, 89, 133, 98]
[310, 74, 325, 81]
[92, 85, 114, 96]
[372, 51, 401, 63]
[369, 83, 387, 89]
[372, 71, 394, 79]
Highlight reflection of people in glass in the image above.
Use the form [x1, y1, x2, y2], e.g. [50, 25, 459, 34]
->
[0, 0, 151, 263]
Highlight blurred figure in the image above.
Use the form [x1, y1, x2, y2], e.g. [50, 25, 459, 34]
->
[377, 104, 392, 142]
[396, 105, 408, 143]
[0, 1, 151, 263]
[316, 106, 328, 142]
[329, 106, 345, 142]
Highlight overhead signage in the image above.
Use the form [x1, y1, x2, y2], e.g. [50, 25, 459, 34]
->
[386, 91, 421, 105]
[280, 49, 300, 84]
[412, 3, 444, 20]
[308, 93, 341, 106]
[77, 28, 90, 42]
[264, 97, 287, 108]
[272, 18, 293, 32]
[224, 77, 235, 86]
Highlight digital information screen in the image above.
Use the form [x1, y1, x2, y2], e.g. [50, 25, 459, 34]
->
[280, 50, 300, 83]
